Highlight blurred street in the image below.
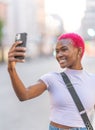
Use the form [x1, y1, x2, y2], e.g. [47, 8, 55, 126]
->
[0, 56, 95, 130]
[0, 0, 95, 129]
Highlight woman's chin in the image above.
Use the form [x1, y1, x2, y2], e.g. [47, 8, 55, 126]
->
[60, 64, 66, 69]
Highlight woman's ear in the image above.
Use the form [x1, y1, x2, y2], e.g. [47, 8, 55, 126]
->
[78, 47, 82, 58]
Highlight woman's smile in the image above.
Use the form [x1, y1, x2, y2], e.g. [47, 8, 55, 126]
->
[59, 58, 66, 64]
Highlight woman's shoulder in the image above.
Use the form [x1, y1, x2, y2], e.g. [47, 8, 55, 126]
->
[84, 70, 95, 76]
[40, 71, 61, 78]
[39, 72, 62, 88]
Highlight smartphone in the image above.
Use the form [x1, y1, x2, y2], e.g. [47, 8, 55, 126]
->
[15, 32, 27, 59]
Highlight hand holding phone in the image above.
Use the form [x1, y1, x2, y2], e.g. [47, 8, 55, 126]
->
[15, 32, 27, 59]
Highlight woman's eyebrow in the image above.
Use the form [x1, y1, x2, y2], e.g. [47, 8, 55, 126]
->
[55, 46, 67, 50]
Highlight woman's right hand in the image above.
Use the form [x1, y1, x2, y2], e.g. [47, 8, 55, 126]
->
[8, 41, 26, 70]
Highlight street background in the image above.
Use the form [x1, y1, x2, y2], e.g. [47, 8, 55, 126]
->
[0, 55, 95, 130]
[1, 0, 95, 130]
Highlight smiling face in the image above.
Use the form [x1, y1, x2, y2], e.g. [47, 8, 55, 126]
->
[55, 38, 83, 70]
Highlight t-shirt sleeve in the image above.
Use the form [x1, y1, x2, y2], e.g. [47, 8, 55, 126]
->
[39, 73, 51, 89]
[39, 72, 60, 90]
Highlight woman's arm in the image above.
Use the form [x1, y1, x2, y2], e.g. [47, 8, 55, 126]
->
[8, 41, 47, 101]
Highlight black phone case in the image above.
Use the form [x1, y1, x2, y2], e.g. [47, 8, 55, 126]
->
[15, 33, 27, 59]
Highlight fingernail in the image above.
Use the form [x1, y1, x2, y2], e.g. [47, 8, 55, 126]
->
[19, 41, 22, 43]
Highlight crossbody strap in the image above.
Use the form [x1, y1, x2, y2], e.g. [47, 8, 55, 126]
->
[61, 72, 94, 130]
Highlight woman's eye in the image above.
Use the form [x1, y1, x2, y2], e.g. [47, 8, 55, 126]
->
[55, 48, 68, 54]
[56, 50, 59, 53]
[62, 48, 68, 51]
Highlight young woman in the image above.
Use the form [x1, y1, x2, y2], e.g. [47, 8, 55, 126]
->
[8, 33, 95, 130]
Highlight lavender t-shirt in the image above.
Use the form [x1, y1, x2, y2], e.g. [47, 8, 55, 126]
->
[40, 68, 95, 127]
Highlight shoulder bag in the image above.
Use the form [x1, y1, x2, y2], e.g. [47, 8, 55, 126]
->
[61, 72, 94, 130]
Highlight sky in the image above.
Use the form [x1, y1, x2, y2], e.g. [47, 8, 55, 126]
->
[45, 0, 86, 32]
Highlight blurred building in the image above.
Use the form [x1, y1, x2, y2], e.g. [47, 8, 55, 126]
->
[0, 1, 7, 21]
[0, 0, 7, 40]
[5, 0, 45, 44]
[0, 0, 8, 62]
[0, 0, 64, 60]
[0, 0, 46, 60]
[81, 0, 95, 40]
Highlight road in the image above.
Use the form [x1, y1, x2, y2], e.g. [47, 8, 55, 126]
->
[0, 56, 95, 130]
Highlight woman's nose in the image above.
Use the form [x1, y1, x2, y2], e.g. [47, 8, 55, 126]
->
[57, 51, 63, 57]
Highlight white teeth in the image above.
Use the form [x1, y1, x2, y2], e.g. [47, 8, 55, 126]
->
[59, 59, 66, 64]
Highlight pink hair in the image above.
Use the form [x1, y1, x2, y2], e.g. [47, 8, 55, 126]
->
[58, 33, 85, 57]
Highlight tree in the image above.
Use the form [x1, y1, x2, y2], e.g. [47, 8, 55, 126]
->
[0, 19, 4, 63]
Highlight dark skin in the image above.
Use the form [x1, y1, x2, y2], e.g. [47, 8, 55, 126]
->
[8, 38, 83, 128]
[56, 39, 83, 70]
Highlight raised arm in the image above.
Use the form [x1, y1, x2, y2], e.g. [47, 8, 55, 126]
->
[8, 41, 47, 101]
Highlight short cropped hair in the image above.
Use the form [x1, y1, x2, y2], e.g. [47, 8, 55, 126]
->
[58, 33, 85, 57]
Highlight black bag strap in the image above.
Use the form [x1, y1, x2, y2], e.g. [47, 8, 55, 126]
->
[61, 72, 94, 130]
